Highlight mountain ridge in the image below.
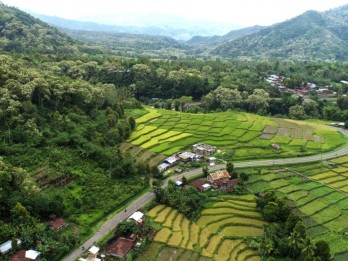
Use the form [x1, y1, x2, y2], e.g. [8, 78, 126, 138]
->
[211, 5, 348, 61]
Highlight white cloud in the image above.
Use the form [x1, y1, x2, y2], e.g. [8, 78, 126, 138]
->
[2, 0, 348, 26]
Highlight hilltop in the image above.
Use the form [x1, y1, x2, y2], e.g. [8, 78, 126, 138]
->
[212, 5, 348, 61]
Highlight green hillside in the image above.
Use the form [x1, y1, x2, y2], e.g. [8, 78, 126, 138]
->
[212, 6, 348, 61]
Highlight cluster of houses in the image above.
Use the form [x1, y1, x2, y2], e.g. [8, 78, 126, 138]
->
[158, 143, 216, 171]
[0, 216, 68, 261]
[189, 169, 239, 193]
[77, 211, 145, 260]
[0, 239, 41, 261]
[266, 74, 338, 96]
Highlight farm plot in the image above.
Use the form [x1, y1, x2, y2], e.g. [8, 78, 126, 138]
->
[128, 108, 346, 161]
[147, 197, 261, 260]
[245, 158, 348, 257]
[198, 196, 264, 238]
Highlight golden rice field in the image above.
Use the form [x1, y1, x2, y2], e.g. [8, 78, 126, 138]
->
[145, 195, 263, 261]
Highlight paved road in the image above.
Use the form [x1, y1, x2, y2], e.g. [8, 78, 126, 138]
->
[63, 126, 348, 261]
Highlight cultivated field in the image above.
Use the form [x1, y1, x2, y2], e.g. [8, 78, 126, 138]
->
[246, 158, 348, 258]
[146, 195, 263, 261]
[126, 108, 346, 162]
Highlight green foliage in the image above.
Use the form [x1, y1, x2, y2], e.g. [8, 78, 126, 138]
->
[226, 161, 235, 177]
[115, 220, 140, 238]
[314, 240, 331, 261]
[154, 181, 206, 220]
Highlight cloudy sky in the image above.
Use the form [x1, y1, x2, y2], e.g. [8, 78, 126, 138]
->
[2, 0, 348, 27]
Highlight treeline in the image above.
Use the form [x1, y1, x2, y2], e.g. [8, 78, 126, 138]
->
[0, 53, 155, 260]
[202, 87, 348, 121]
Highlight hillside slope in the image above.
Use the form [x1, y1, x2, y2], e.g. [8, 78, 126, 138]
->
[187, 25, 265, 45]
[0, 3, 83, 53]
[60, 27, 184, 52]
[212, 6, 348, 61]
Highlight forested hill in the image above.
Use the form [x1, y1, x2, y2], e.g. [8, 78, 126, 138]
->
[59, 27, 184, 56]
[187, 25, 265, 45]
[212, 5, 348, 61]
[0, 3, 101, 54]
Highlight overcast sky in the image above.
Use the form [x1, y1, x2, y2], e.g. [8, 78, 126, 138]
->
[2, 0, 348, 27]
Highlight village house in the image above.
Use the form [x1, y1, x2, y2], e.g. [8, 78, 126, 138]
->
[0, 239, 22, 255]
[192, 143, 216, 155]
[177, 151, 202, 162]
[207, 170, 230, 183]
[157, 162, 170, 172]
[157, 155, 180, 171]
[128, 211, 144, 225]
[211, 179, 239, 191]
[189, 179, 211, 192]
[9, 250, 41, 261]
[107, 234, 137, 259]
[49, 217, 67, 231]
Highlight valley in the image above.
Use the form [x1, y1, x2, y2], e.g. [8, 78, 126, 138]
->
[1, 1, 348, 261]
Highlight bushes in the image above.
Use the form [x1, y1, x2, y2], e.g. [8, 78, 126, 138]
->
[154, 181, 206, 220]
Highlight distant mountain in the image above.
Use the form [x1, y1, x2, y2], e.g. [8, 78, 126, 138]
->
[60, 27, 184, 53]
[187, 25, 265, 45]
[212, 5, 348, 61]
[32, 13, 237, 41]
[0, 3, 80, 54]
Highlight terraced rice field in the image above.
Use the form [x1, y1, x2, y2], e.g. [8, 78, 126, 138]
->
[126, 108, 346, 161]
[146, 195, 262, 261]
[198, 195, 265, 238]
[246, 158, 348, 258]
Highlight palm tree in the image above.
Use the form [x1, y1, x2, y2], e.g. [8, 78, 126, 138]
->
[288, 231, 304, 260]
[301, 237, 315, 260]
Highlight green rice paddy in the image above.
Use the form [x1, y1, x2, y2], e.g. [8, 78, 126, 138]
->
[127, 108, 346, 161]
[246, 156, 348, 258]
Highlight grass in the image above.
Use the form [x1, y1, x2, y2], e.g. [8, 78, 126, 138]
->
[128, 107, 347, 161]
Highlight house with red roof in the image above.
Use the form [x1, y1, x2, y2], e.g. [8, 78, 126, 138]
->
[207, 170, 230, 183]
[49, 218, 67, 231]
[107, 237, 134, 259]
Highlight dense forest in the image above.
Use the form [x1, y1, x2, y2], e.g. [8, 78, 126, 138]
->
[1, 2, 348, 260]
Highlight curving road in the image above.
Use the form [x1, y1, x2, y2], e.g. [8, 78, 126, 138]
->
[63, 127, 348, 261]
